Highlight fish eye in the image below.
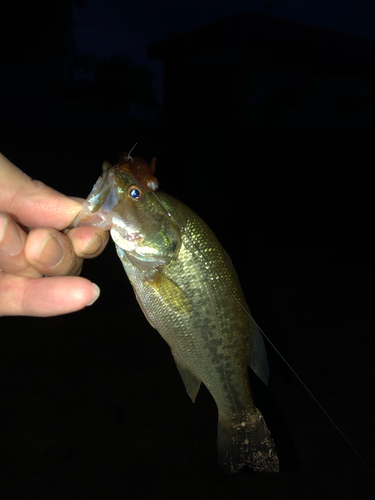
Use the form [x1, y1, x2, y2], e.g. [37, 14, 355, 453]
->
[127, 185, 144, 201]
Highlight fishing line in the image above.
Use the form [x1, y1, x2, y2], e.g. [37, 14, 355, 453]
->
[125, 142, 138, 160]
[102, 143, 139, 174]
[152, 191, 375, 478]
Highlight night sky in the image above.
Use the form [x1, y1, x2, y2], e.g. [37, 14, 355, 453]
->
[1, 1, 375, 499]
[72, 0, 375, 102]
[73, 0, 375, 58]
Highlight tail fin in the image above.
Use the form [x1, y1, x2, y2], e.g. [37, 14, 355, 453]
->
[217, 408, 279, 474]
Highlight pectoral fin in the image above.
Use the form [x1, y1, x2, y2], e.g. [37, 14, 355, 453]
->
[150, 270, 193, 316]
[171, 350, 201, 403]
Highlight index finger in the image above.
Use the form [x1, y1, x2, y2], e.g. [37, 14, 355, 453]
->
[0, 153, 82, 230]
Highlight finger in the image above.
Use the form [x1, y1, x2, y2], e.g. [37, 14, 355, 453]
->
[24, 228, 83, 277]
[0, 213, 42, 278]
[0, 273, 100, 317]
[66, 226, 109, 259]
[0, 153, 83, 229]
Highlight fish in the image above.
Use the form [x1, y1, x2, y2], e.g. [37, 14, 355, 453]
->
[74, 151, 279, 474]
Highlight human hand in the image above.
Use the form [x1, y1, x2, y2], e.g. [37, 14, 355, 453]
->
[0, 152, 109, 317]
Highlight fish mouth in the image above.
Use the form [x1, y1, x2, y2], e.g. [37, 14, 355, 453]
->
[73, 169, 117, 230]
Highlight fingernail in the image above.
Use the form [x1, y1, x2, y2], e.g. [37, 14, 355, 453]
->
[83, 233, 103, 256]
[0, 214, 24, 256]
[87, 283, 100, 306]
[36, 233, 65, 268]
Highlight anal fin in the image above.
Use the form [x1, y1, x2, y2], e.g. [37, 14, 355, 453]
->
[171, 351, 201, 403]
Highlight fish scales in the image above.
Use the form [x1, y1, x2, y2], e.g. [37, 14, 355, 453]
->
[123, 192, 252, 408]
[75, 153, 279, 474]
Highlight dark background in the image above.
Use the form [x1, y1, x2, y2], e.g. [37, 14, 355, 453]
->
[1, 2, 375, 499]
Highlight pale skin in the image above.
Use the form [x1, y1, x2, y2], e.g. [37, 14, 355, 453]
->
[0, 152, 109, 317]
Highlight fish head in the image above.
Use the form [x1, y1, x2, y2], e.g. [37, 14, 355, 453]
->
[75, 154, 182, 270]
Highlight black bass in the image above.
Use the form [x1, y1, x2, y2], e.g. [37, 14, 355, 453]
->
[75, 152, 279, 474]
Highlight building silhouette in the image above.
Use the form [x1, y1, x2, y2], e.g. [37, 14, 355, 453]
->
[148, 11, 375, 126]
